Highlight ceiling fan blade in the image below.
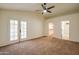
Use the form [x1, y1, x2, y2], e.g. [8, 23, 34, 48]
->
[41, 4, 46, 10]
[47, 6, 55, 9]
[47, 10, 52, 13]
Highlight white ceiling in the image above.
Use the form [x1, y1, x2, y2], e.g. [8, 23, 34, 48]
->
[0, 3, 79, 18]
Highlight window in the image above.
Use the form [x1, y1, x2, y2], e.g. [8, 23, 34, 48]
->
[20, 21, 27, 39]
[10, 20, 18, 41]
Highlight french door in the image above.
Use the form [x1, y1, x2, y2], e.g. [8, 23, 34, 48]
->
[20, 21, 27, 41]
[10, 19, 27, 42]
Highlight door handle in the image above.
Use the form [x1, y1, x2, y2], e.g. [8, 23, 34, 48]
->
[20, 29, 21, 33]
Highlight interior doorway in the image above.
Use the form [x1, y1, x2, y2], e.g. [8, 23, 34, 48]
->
[48, 23, 54, 37]
[61, 21, 70, 40]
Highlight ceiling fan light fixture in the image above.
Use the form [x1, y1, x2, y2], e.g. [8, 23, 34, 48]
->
[43, 10, 47, 13]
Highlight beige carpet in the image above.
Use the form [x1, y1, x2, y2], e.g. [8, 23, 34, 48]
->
[0, 36, 79, 55]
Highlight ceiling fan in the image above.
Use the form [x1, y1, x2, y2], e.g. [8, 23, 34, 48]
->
[41, 3, 55, 14]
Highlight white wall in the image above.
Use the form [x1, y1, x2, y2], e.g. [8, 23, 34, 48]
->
[0, 10, 44, 47]
[0, 10, 79, 47]
[45, 13, 79, 42]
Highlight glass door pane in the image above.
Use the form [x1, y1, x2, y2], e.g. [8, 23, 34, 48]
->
[10, 20, 18, 41]
[20, 21, 27, 39]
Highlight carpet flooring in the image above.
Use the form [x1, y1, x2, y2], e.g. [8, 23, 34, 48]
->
[0, 36, 79, 55]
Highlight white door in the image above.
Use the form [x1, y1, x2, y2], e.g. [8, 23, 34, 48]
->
[61, 21, 70, 40]
[20, 21, 27, 41]
[10, 20, 18, 41]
